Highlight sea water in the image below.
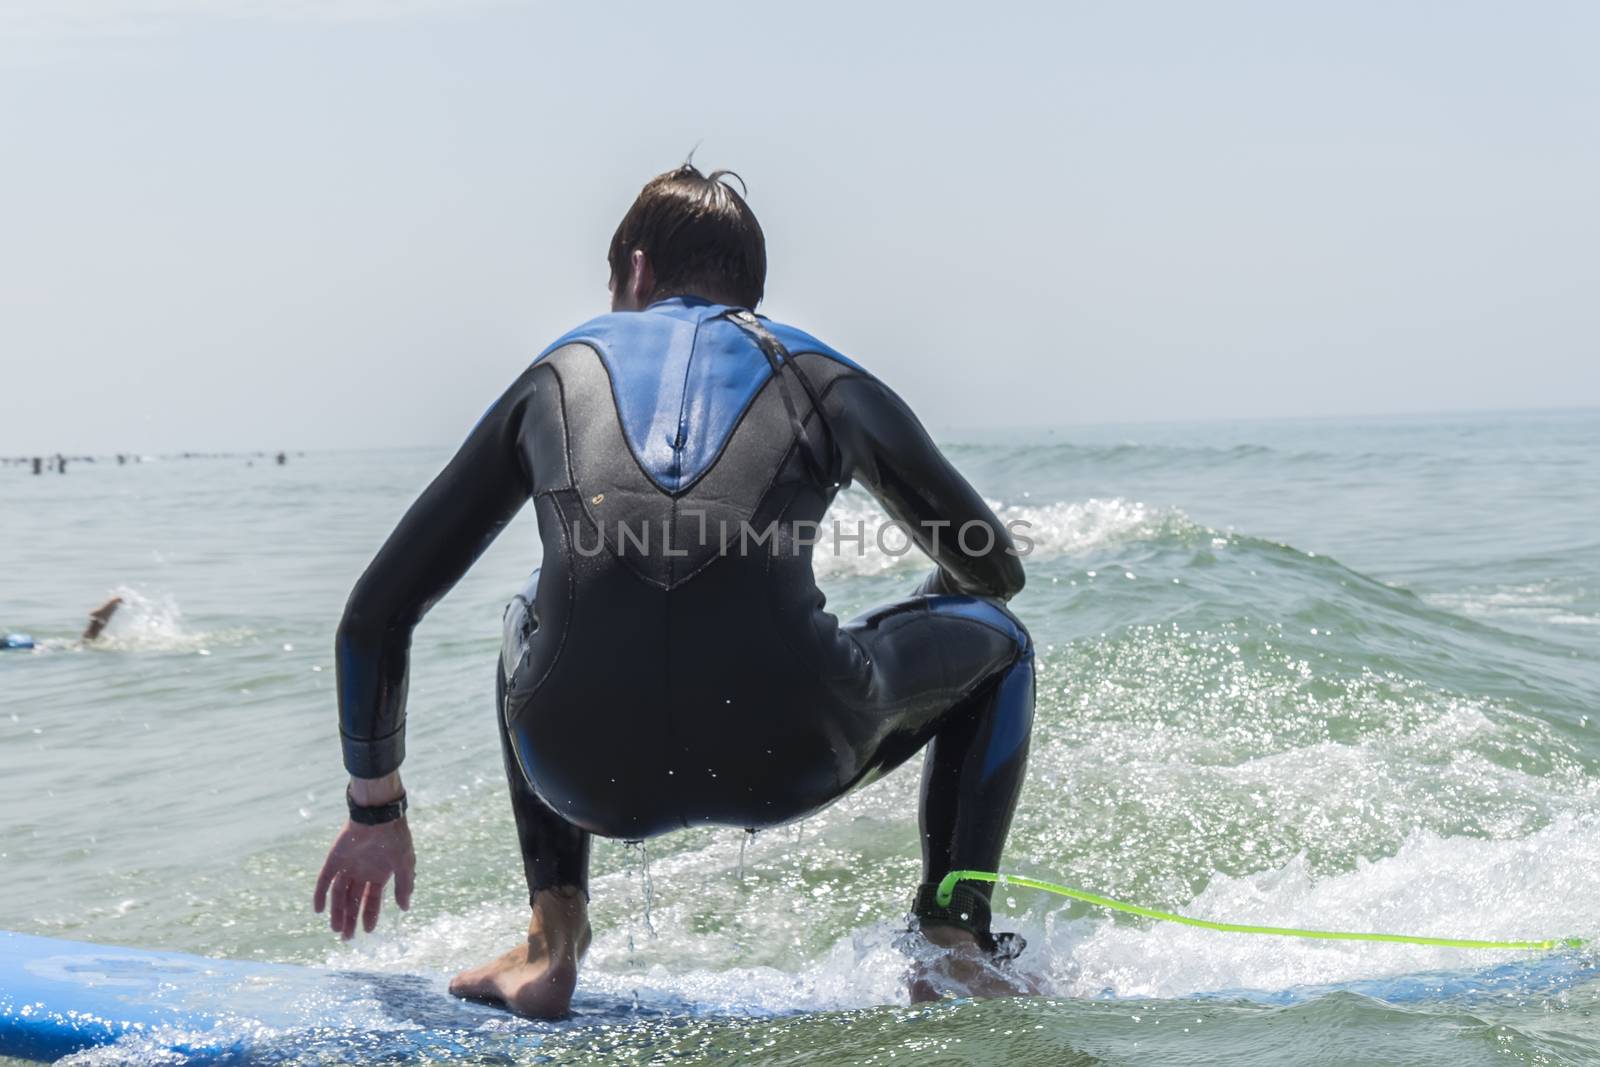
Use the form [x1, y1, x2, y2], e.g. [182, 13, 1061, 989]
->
[1, 410, 1597, 1065]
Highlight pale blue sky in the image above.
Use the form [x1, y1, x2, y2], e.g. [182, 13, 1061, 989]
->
[2, 1, 1596, 453]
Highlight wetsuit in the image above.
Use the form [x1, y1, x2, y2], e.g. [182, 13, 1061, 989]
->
[336, 296, 1034, 945]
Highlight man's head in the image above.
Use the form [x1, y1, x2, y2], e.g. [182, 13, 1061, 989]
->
[608, 164, 766, 312]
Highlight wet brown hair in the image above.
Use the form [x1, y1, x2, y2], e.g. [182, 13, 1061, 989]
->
[608, 164, 766, 308]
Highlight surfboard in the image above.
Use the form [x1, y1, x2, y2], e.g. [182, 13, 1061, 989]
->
[4, 929, 1596, 1063]
[0, 930, 567, 1063]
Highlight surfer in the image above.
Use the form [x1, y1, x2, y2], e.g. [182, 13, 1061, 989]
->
[313, 164, 1036, 1016]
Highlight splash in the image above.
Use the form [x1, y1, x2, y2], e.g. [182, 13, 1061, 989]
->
[83, 586, 251, 653]
[1041, 813, 1600, 1001]
[813, 493, 1194, 578]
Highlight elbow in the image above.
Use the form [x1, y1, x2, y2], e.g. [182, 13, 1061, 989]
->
[335, 599, 378, 664]
[336, 571, 409, 655]
[994, 552, 1026, 601]
[336, 595, 370, 642]
[981, 518, 1026, 600]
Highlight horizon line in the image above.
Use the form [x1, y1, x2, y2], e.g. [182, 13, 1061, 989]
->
[3, 402, 1596, 459]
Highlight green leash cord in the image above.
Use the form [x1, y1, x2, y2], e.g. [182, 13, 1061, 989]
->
[936, 871, 1585, 952]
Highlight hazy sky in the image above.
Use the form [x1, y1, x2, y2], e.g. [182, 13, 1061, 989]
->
[2, 1, 1596, 453]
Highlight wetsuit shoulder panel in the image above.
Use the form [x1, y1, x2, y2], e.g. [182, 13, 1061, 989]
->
[542, 306, 778, 494]
[761, 321, 867, 372]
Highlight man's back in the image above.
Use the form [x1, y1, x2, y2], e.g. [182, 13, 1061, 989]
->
[337, 296, 1023, 832]
[319, 165, 1038, 1015]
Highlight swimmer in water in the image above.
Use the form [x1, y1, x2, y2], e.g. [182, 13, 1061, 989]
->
[312, 165, 1037, 1016]
[81, 596, 123, 642]
[4, 596, 124, 651]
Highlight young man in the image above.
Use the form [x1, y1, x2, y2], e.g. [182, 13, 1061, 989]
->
[312, 166, 1036, 1015]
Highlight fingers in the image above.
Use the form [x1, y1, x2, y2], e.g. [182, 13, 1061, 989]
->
[315, 835, 413, 938]
[341, 879, 361, 941]
[328, 872, 347, 934]
[361, 879, 383, 934]
[395, 863, 415, 912]
[313, 855, 337, 914]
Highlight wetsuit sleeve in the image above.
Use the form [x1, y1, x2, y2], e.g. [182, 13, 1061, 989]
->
[335, 374, 536, 778]
[826, 373, 1025, 601]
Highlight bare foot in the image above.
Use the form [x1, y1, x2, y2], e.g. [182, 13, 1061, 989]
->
[449, 887, 591, 1019]
[907, 924, 1042, 1003]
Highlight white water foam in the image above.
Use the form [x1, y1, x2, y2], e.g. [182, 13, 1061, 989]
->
[318, 789, 1600, 1022]
[814, 493, 1191, 579]
[73, 586, 251, 653]
[1425, 582, 1599, 627]
[1042, 813, 1600, 1001]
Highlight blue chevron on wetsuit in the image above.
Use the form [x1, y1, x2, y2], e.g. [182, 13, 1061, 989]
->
[336, 296, 1034, 944]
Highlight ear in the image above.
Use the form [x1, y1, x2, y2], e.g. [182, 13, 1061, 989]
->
[628, 249, 656, 306]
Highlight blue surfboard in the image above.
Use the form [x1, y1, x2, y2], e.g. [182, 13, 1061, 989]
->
[0, 930, 600, 1063]
[4, 929, 1597, 1062]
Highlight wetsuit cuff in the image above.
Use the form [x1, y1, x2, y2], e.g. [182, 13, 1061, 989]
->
[341, 729, 406, 779]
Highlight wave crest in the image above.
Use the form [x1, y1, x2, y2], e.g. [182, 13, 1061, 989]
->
[814, 494, 1194, 579]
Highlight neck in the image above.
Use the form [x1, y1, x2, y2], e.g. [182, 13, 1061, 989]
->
[650, 288, 746, 309]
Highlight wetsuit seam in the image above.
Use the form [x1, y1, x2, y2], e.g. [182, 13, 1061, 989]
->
[340, 724, 405, 744]
[667, 320, 704, 583]
[548, 361, 578, 492]
[654, 366, 849, 589]
[550, 353, 670, 589]
[741, 368, 860, 676]
[670, 313, 706, 490]
[507, 492, 576, 712]
[663, 425, 832, 590]
[557, 342, 681, 501]
[927, 611, 1025, 649]
[746, 372, 850, 510]
[846, 611, 1020, 713]
[556, 333, 782, 502]
[662, 349, 847, 499]
[665, 378, 776, 497]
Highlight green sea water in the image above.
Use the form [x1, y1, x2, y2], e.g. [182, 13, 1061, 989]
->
[2, 409, 1598, 1065]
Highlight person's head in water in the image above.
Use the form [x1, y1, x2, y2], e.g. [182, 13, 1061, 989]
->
[608, 164, 766, 312]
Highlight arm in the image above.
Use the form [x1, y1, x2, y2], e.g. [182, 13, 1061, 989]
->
[335, 376, 536, 779]
[315, 368, 536, 939]
[81, 596, 122, 641]
[827, 373, 1025, 601]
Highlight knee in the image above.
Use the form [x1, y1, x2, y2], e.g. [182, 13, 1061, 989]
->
[978, 597, 1032, 661]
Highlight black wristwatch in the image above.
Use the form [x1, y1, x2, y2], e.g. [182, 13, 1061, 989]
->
[346, 786, 408, 826]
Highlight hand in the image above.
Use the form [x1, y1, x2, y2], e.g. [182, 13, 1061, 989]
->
[312, 816, 416, 940]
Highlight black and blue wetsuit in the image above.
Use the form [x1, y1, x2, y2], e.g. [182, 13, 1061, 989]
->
[336, 296, 1034, 944]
